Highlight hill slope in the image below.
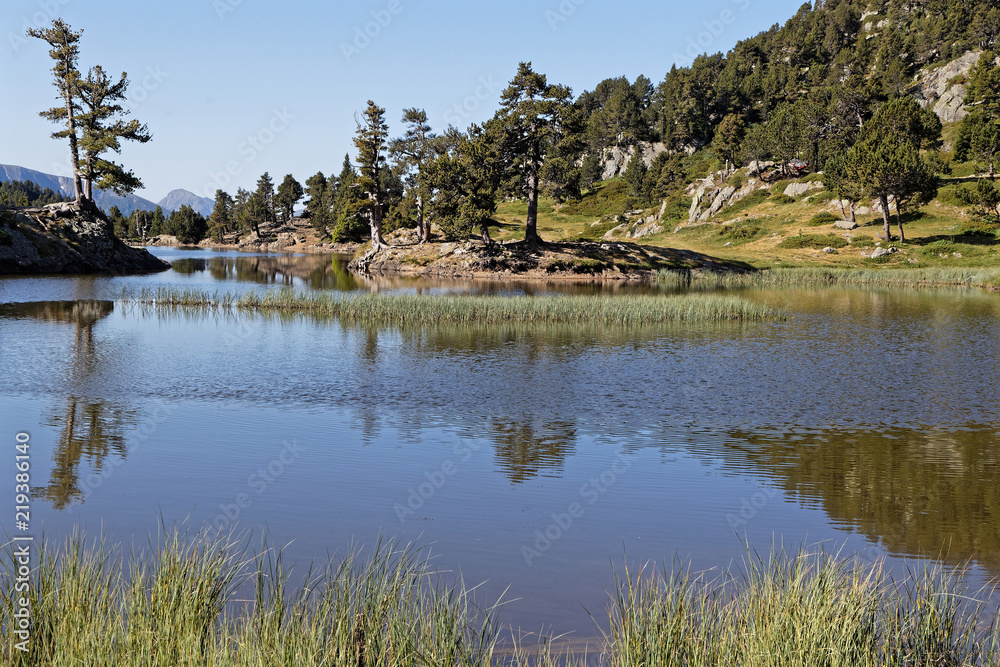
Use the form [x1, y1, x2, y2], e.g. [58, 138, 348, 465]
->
[0, 164, 162, 217]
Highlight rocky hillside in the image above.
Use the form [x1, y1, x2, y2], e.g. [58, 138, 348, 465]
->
[0, 203, 169, 275]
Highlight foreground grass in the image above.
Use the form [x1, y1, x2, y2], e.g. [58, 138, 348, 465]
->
[2, 535, 998, 666]
[122, 287, 781, 324]
[658, 266, 1000, 290]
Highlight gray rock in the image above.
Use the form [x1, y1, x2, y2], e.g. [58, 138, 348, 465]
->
[913, 50, 984, 125]
[822, 247, 836, 254]
[784, 181, 824, 198]
[834, 220, 859, 230]
[871, 246, 897, 259]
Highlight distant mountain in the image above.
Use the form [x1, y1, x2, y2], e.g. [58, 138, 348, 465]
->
[1, 164, 162, 217]
[158, 189, 214, 218]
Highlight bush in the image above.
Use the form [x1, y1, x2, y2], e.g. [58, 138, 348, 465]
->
[728, 171, 747, 189]
[770, 194, 797, 205]
[850, 235, 876, 247]
[777, 233, 849, 250]
[723, 190, 769, 217]
[807, 212, 838, 226]
[936, 184, 966, 207]
[719, 219, 764, 244]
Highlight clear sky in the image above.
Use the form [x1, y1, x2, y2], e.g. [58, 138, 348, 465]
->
[2, 0, 808, 203]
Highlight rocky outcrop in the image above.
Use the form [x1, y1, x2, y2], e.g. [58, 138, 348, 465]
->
[600, 141, 668, 180]
[913, 51, 982, 125]
[687, 173, 767, 223]
[0, 203, 169, 275]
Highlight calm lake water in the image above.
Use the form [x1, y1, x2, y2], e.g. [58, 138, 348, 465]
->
[2, 247, 999, 639]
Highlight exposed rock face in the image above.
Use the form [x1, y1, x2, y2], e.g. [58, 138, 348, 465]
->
[0, 203, 169, 275]
[913, 51, 982, 125]
[687, 174, 766, 223]
[600, 141, 668, 180]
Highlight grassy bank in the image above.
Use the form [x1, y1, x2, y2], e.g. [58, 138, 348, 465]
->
[2, 534, 998, 666]
[658, 266, 1000, 290]
[122, 287, 782, 324]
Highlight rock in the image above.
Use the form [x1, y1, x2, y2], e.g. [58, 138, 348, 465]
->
[783, 181, 824, 198]
[603, 223, 629, 239]
[822, 247, 836, 254]
[630, 221, 663, 239]
[871, 246, 897, 259]
[834, 220, 859, 230]
[747, 160, 775, 177]
[0, 205, 169, 275]
[913, 50, 984, 125]
[599, 141, 668, 180]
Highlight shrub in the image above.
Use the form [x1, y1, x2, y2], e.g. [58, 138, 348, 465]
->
[807, 212, 838, 226]
[728, 171, 747, 189]
[719, 219, 764, 244]
[851, 235, 876, 247]
[777, 233, 848, 250]
[723, 190, 769, 216]
[770, 194, 797, 205]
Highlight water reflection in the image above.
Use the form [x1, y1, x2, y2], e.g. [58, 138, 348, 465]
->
[709, 425, 1000, 571]
[491, 418, 577, 483]
[167, 253, 359, 291]
[36, 397, 136, 509]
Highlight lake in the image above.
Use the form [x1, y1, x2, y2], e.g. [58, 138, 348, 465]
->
[1, 247, 999, 640]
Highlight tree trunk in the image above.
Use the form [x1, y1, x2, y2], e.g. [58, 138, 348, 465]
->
[368, 195, 388, 249]
[480, 222, 492, 246]
[525, 170, 540, 245]
[880, 194, 892, 243]
[850, 201, 856, 223]
[895, 201, 906, 243]
[416, 193, 426, 244]
[838, 198, 848, 221]
[62, 76, 84, 205]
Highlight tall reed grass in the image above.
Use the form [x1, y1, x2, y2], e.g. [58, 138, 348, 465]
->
[3, 534, 997, 665]
[658, 267, 1000, 290]
[121, 287, 781, 325]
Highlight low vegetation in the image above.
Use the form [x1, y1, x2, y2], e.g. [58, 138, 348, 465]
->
[658, 266, 1000, 290]
[122, 288, 782, 325]
[3, 534, 998, 666]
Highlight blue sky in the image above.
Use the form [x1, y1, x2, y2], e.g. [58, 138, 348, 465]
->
[2, 0, 808, 203]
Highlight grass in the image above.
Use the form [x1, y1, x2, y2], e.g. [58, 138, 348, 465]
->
[121, 287, 782, 325]
[777, 233, 849, 250]
[658, 266, 1000, 290]
[3, 535, 997, 666]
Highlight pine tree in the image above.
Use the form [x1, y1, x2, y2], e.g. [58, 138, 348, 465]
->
[353, 101, 390, 249]
[27, 19, 84, 205]
[275, 174, 303, 224]
[209, 190, 234, 242]
[713, 113, 746, 170]
[304, 172, 329, 232]
[490, 62, 575, 246]
[77, 65, 151, 199]
[390, 108, 436, 243]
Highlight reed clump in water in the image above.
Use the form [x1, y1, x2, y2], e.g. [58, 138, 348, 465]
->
[123, 287, 782, 325]
[3, 535, 998, 666]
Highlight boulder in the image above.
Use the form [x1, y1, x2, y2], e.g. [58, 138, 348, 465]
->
[784, 181, 824, 198]
[871, 246, 897, 259]
[834, 220, 859, 230]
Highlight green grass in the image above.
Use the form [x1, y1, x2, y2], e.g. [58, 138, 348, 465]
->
[122, 288, 782, 324]
[4, 535, 997, 666]
[777, 233, 849, 250]
[658, 266, 1000, 290]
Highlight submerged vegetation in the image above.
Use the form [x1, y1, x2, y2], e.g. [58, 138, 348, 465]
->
[121, 287, 781, 325]
[3, 533, 998, 666]
[658, 267, 1000, 290]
